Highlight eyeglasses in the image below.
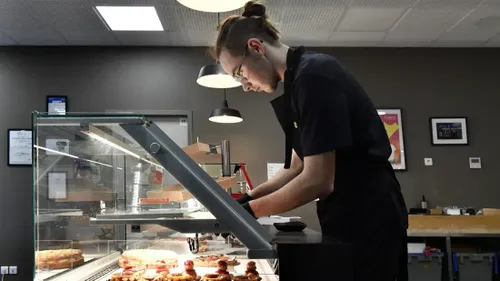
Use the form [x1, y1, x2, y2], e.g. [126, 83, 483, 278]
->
[233, 46, 248, 82]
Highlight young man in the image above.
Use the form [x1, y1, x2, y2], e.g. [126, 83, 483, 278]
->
[213, 2, 409, 280]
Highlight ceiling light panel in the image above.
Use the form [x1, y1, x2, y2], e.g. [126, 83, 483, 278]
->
[95, 6, 164, 31]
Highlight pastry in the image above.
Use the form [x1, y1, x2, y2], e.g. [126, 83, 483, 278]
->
[232, 276, 251, 281]
[244, 262, 261, 281]
[110, 267, 145, 281]
[203, 274, 224, 281]
[184, 260, 201, 281]
[215, 260, 232, 281]
[119, 249, 178, 269]
[193, 255, 239, 267]
[166, 272, 191, 281]
[36, 249, 85, 270]
[141, 272, 165, 281]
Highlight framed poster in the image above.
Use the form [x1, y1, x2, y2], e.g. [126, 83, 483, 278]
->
[47, 95, 68, 115]
[377, 109, 406, 171]
[430, 117, 468, 145]
[48, 172, 68, 199]
[8, 129, 33, 166]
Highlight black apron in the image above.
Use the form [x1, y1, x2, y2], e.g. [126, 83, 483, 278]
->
[270, 47, 408, 281]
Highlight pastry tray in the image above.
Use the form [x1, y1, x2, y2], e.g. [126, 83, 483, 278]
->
[94, 258, 278, 281]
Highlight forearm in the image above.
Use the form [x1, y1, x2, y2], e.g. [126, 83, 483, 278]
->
[250, 172, 329, 217]
[248, 167, 301, 199]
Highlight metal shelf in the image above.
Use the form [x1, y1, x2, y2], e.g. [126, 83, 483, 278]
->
[90, 217, 229, 233]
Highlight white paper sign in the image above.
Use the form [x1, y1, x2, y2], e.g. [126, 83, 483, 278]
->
[267, 163, 284, 180]
[48, 172, 67, 199]
[46, 139, 70, 155]
[8, 130, 32, 165]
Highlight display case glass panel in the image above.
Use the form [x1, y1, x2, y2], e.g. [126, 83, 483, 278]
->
[33, 113, 275, 281]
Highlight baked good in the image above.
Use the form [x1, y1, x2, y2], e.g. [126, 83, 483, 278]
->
[214, 260, 232, 281]
[244, 262, 261, 281]
[193, 255, 239, 267]
[141, 272, 165, 281]
[203, 274, 224, 281]
[119, 249, 178, 269]
[110, 267, 145, 281]
[36, 249, 85, 270]
[231, 276, 260, 281]
[184, 260, 201, 281]
[166, 272, 192, 281]
[232, 276, 251, 281]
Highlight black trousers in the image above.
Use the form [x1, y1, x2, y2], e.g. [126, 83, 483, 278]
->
[318, 202, 408, 281]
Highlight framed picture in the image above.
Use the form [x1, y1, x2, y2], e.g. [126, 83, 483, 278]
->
[430, 117, 468, 145]
[48, 171, 68, 199]
[47, 95, 68, 115]
[377, 109, 406, 171]
[7, 129, 33, 166]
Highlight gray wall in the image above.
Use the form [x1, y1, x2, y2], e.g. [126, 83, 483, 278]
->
[1, 47, 499, 280]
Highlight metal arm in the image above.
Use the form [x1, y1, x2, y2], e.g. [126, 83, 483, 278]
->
[120, 122, 274, 258]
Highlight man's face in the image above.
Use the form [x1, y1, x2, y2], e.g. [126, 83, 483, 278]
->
[219, 40, 280, 93]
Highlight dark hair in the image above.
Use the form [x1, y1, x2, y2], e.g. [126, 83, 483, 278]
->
[211, 1, 280, 59]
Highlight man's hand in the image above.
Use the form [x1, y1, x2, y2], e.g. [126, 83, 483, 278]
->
[241, 202, 256, 218]
[236, 193, 253, 205]
[250, 151, 336, 218]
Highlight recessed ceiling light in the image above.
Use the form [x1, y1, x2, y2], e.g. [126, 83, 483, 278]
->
[95, 6, 164, 31]
[177, 0, 246, 13]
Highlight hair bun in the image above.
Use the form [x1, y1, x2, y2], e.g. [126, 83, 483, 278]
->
[242, 1, 266, 18]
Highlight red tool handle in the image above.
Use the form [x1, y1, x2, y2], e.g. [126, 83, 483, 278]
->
[239, 162, 254, 191]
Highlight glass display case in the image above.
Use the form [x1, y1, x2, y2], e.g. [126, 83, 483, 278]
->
[33, 112, 348, 281]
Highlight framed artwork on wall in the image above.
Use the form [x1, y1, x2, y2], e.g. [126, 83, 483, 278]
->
[377, 109, 406, 171]
[47, 95, 68, 115]
[430, 117, 468, 145]
[7, 129, 33, 166]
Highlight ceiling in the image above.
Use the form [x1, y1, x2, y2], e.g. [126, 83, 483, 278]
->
[1, 0, 500, 47]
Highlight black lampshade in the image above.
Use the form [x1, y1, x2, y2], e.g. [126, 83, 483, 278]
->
[209, 100, 243, 124]
[197, 63, 241, 89]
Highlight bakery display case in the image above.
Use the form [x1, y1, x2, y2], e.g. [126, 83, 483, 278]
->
[34, 112, 352, 281]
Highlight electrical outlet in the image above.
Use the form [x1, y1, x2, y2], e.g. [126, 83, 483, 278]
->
[9, 266, 17, 275]
[424, 158, 433, 166]
[0, 266, 9, 275]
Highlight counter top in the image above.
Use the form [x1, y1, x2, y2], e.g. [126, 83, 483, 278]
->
[267, 226, 346, 245]
[408, 215, 500, 236]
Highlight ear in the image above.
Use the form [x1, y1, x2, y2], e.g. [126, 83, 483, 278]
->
[247, 38, 265, 56]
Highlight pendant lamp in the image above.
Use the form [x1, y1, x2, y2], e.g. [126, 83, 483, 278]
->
[177, 0, 246, 13]
[196, 12, 241, 89]
[197, 63, 241, 89]
[209, 89, 243, 124]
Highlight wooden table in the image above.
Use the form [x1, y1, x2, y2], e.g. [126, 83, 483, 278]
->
[407, 215, 500, 281]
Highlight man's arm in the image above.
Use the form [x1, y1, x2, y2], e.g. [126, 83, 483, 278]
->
[250, 151, 335, 217]
[248, 150, 303, 199]
[248, 75, 352, 217]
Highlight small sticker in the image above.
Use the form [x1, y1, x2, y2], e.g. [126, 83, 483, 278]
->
[180, 118, 187, 126]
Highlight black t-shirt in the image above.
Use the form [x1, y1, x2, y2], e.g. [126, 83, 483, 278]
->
[271, 47, 408, 239]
